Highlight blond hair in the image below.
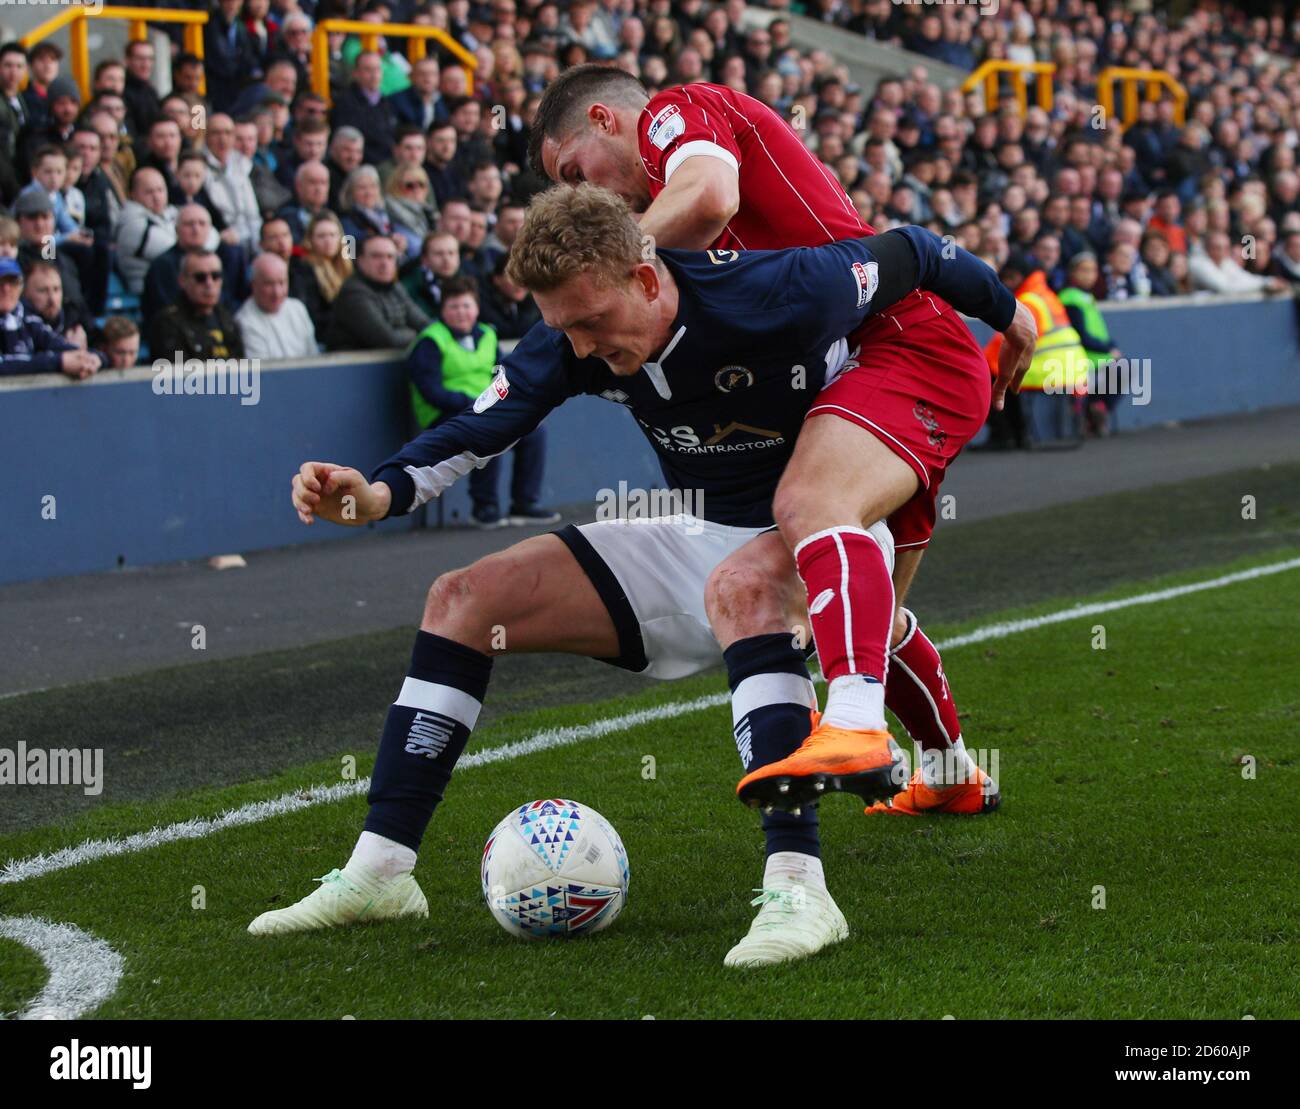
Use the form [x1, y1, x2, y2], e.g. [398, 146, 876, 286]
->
[304, 211, 353, 302]
[506, 184, 645, 293]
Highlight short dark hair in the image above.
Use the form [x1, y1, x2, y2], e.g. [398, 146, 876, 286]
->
[395, 123, 425, 143]
[528, 63, 647, 177]
[29, 42, 63, 62]
[440, 275, 479, 304]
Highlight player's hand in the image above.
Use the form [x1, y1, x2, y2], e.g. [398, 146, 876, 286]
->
[291, 462, 391, 526]
[993, 300, 1037, 411]
[59, 350, 100, 379]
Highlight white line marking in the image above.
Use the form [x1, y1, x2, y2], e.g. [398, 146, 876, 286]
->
[1, 555, 1296, 1019]
[6, 557, 1299, 887]
[0, 915, 124, 1019]
[934, 557, 1300, 651]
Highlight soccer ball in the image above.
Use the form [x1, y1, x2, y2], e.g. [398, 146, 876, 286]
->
[481, 798, 630, 939]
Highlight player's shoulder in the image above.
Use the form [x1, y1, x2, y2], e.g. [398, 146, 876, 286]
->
[659, 246, 792, 311]
[640, 83, 734, 148]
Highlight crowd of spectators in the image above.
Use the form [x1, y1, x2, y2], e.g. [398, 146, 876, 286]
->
[2, 0, 1299, 382]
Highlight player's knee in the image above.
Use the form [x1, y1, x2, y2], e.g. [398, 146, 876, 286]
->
[771, 481, 821, 547]
[705, 559, 786, 638]
[422, 563, 501, 638]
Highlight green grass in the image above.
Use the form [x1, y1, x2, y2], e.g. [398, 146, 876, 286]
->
[2, 551, 1297, 1019]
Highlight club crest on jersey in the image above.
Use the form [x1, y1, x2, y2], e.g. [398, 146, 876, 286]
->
[706, 249, 738, 265]
[473, 367, 509, 413]
[714, 365, 753, 392]
[647, 103, 685, 150]
[851, 260, 879, 309]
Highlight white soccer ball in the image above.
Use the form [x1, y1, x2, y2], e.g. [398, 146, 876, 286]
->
[481, 798, 630, 939]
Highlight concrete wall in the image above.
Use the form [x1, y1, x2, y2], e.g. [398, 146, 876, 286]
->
[2, 293, 1297, 585]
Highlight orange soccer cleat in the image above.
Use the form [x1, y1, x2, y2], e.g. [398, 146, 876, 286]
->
[736, 722, 907, 813]
[863, 766, 1001, 816]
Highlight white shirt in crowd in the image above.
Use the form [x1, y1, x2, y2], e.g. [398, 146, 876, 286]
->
[235, 296, 318, 360]
[1187, 248, 1277, 295]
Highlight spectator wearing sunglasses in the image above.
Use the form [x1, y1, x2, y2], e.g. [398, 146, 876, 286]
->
[147, 249, 245, 362]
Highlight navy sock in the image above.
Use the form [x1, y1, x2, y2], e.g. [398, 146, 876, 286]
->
[724, 633, 821, 859]
[364, 631, 493, 851]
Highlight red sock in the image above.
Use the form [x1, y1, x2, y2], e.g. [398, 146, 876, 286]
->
[885, 609, 962, 752]
[794, 526, 894, 684]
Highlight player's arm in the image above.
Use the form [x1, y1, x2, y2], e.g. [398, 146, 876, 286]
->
[291, 325, 577, 527]
[787, 227, 1036, 406]
[638, 156, 739, 250]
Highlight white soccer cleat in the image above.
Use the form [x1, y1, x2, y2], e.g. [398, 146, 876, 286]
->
[723, 881, 849, 968]
[247, 865, 428, 935]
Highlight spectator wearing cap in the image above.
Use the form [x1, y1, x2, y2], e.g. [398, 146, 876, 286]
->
[325, 234, 429, 352]
[0, 257, 102, 378]
[115, 167, 178, 295]
[21, 75, 81, 171]
[148, 248, 245, 362]
[236, 253, 318, 360]
[14, 190, 88, 318]
[330, 51, 398, 168]
[21, 42, 63, 127]
[123, 39, 162, 137]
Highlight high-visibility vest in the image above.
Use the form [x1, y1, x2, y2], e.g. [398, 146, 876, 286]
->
[408, 320, 498, 428]
[1014, 272, 1091, 393]
[1057, 285, 1110, 373]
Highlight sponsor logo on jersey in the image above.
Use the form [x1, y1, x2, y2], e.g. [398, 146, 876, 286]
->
[472, 367, 509, 413]
[714, 365, 753, 392]
[599, 388, 630, 404]
[647, 103, 685, 150]
[851, 260, 879, 309]
[638, 419, 784, 454]
[706, 249, 738, 265]
[809, 588, 836, 615]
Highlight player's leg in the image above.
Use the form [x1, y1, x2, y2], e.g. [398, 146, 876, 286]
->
[703, 532, 847, 967]
[735, 413, 916, 810]
[872, 544, 1000, 815]
[248, 534, 619, 935]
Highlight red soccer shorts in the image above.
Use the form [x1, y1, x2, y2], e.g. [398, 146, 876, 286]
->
[806, 292, 991, 551]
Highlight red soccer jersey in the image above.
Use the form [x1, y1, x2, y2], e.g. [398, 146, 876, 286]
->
[637, 83, 873, 250]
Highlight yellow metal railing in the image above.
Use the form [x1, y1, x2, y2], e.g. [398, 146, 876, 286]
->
[19, 7, 208, 99]
[312, 21, 477, 106]
[961, 60, 1056, 117]
[1098, 67, 1187, 128]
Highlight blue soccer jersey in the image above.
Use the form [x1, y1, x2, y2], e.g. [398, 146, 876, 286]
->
[372, 226, 1016, 528]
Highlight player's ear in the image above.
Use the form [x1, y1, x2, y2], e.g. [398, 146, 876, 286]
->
[588, 103, 616, 133]
[632, 261, 660, 300]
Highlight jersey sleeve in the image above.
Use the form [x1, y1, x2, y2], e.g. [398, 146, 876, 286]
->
[777, 228, 1017, 352]
[639, 87, 742, 187]
[369, 323, 584, 516]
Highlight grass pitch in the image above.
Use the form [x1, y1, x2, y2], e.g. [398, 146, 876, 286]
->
[2, 549, 1296, 1019]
